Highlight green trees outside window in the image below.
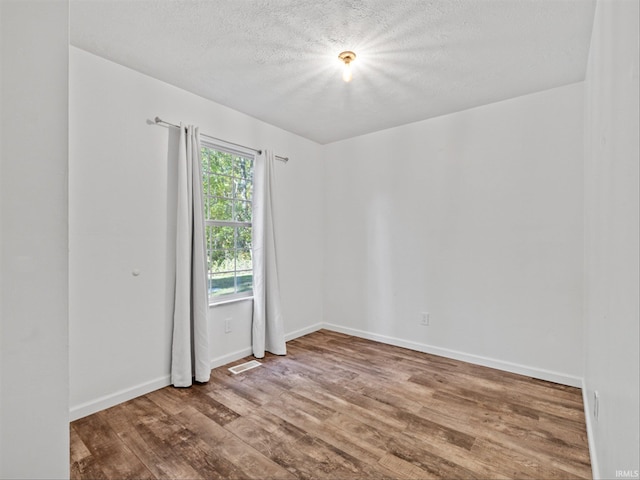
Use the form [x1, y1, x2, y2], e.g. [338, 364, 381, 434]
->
[201, 144, 254, 300]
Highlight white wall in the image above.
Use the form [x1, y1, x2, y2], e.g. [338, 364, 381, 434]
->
[323, 83, 585, 384]
[69, 47, 324, 418]
[583, 0, 640, 478]
[0, 2, 4, 473]
[0, 1, 70, 478]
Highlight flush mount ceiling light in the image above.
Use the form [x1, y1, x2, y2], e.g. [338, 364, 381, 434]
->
[338, 51, 356, 83]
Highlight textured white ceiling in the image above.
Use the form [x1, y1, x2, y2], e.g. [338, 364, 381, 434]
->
[70, 0, 596, 144]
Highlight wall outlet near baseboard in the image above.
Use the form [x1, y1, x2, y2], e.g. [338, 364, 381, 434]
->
[420, 312, 430, 326]
[224, 318, 232, 334]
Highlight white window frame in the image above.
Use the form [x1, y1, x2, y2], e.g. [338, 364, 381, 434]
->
[201, 138, 256, 305]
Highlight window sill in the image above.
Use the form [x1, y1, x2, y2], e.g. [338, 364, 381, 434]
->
[209, 296, 253, 308]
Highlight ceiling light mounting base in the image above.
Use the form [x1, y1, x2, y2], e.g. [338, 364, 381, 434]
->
[338, 51, 356, 64]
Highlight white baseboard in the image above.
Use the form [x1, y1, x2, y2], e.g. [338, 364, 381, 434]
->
[69, 375, 171, 421]
[323, 323, 583, 388]
[70, 321, 584, 421]
[69, 324, 324, 420]
[209, 346, 253, 370]
[69, 347, 254, 421]
[285, 322, 323, 342]
[582, 378, 600, 479]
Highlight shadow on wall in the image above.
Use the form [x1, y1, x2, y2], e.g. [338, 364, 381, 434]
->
[365, 194, 395, 333]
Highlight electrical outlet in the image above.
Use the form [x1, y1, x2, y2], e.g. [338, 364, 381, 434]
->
[224, 318, 232, 334]
[421, 312, 430, 326]
[593, 390, 600, 421]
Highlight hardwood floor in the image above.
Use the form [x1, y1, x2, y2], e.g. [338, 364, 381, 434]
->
[71, 330, 592, 479]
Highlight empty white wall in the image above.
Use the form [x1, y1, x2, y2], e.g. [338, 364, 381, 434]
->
[0, 2, 3, 469]
[583, 0, 640, 477]
[323, 83, 585, 384]
[69, 47, 324, 418]
[0, 1, 70, 478]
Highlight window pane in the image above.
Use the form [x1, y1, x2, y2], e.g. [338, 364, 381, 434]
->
[234, 158, 253, 201]
[234, 179, 253, 202]
[209, 272, 235, 297]
[209, 197, 232, 221]
[203, 196, 210, 219]
[202, 148, 232, 176]
[236, 270, 253, 293]
[201, 147, 218, 174]
[208, 226, 234, 250]
[206, 173, 233, 200]
[234, 156, 253, 179]
[237, 226, 252, 250]
[202, 177, 208, 198]
[201, 148, 210, 171]
[236, 249, 252, 271]
[235, 200, 252, 222]
[202, 172, 226, 198]
[208, 250, 234, 273]
[219, 152, 235, 176]
[205, 226, 214, 254]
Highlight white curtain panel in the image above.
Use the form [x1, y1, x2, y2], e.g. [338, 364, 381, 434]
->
[252, 150, 286, 358]
[171, 124, 210, 387]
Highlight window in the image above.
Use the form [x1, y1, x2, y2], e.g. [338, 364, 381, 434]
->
[201, 141, 254, 303]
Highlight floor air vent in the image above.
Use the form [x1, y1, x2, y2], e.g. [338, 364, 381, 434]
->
[228, 360, 262, 375]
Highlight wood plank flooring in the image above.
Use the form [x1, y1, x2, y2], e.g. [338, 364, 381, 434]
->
[71, 330, 592, 479]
